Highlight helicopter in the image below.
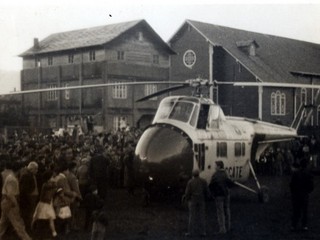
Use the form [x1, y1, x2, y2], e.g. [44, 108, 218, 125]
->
[134, 78, 299, 203]
[2, 78, 310, 202]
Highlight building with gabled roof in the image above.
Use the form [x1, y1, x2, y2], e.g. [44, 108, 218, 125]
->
[20, 19, 174, 131]
[169, 19, 320, 127]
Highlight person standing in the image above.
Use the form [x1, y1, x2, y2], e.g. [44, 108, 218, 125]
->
[89, 146, 109, 200]
[19, 161, 39, 234]
[290, 158, 314, 231]
[183, 169, 208, 237]
[32, 170, 57, 239]
[0, 161, 32, 240]
[209, 161, 234, 234]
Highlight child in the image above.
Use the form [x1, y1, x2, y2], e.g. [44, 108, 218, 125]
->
[32, 171, 58, 238]
[53, 188, 72, 236]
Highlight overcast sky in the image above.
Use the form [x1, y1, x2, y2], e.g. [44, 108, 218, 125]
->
[0, 0, 320, 92]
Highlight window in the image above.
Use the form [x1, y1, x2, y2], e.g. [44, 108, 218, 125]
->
[301, 88, 307, 105]
[48, 56, 53, 66]
[113, 116, 127, 130]
[112, 82, 127, 99]
[89, 50, 95, 61]
[144, 84, 157, 100]
[235, 142, 245, 157]
[63, 83, 70, 100]
[217, 142, 227, 157]
[194, 143, 205, 171]
[68, 54, 74, 64]
[35, 57, 41, 67]
[47, 84, 57, 101]
[169, 102, 194, 123]
[117, 51, 124, 60]
[153, 55, 159, 64]
[137, 32, 143, 41]
[238, 63, 243, 73]
[183, 50, 196, 69]
[271, 91, 286, 115]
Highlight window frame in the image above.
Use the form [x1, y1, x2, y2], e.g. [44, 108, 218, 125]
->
[47, 84, 58, 101]
[112, 82, 127, 99]
[144, 84, 158, 100]
[48, 56, 53, 66]
[153, 55, 159, 64]
[235, 142, 246, 157]
[117, 51, 125, 61]
[89, 50, 96, 61]
[217, 142, 227, 158]
[271, 90, 286, 116]
[68, 54, 74, 64]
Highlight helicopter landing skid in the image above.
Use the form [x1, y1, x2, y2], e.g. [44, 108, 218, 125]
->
[234, 161, 269, 203]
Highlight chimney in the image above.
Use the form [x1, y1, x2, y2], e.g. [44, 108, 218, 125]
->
[34, 38, 40, 49]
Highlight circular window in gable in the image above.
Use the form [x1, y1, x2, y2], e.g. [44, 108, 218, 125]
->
[183, 50, 196, 69]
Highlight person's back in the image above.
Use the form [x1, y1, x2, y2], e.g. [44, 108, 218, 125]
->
[290, 166, 313, 197]
[89, 154, 108, 180]
[185, 176, 207, 202]
[209, 169, 232, 197]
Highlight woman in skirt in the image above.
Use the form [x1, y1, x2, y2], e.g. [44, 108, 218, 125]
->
[32, 170, 58, 238]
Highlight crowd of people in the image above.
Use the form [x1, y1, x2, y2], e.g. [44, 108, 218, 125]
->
[0, 124, 318, 239]
[0, 125, 142, 239]
[254, 135, 319, 176]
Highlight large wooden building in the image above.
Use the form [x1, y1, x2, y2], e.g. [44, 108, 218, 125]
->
[19, 20, 174, 130]
[169, 20, 320, 127]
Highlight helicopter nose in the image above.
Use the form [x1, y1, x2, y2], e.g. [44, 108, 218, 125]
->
[135, 124, 193, 189]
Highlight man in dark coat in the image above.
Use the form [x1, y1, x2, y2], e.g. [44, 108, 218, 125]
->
[89, 146, 110, 200]
[19, 161, 39, 234]
[290, 158, 314, 231]
[183, 169, 208, 237]
[209, 161, 234, 234]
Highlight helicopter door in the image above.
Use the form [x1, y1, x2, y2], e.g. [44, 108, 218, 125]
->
[194, 143, 205, 171]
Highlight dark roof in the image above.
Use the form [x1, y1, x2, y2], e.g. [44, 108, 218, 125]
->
[170, 20, 320, 83]
[20, 19, 174, 57]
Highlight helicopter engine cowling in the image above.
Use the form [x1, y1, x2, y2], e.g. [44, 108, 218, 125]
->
[135, 124, 193, 196]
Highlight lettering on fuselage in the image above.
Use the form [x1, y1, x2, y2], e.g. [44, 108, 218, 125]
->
[226, 166, 242, 179]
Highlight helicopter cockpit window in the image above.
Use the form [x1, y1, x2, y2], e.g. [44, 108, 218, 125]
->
[154, 99, 175, 121]
[197, 104, 210, 129]
[169, 102, 194, 122]
[208, 105, 226, 129]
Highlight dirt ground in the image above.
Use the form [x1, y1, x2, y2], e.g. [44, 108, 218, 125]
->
[4, 175, 320, 240]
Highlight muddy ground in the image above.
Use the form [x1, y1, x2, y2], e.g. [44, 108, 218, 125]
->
[4, 175, 320, 240]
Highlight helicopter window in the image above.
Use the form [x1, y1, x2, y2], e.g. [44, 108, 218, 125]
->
[190, 105, 199, 127]
[153, 99, 175, 121]
[194, 143, 205, 171]
[208, 105, 226, 129]
[169, 102, 194, 122]
[235, 142, 246, 157]
[197, 104, 210, 129]
[217, 142, 227, 157]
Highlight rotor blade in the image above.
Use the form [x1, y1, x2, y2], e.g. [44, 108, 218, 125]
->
[136, 84, 189, 102]
[234, 82, 320, 89]
[0, 81, 185, 96]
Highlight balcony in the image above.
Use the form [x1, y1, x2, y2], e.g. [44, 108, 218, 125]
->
[21, 61, 169, 86]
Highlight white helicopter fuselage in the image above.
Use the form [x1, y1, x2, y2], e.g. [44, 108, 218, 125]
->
[141, 95, 297, 185]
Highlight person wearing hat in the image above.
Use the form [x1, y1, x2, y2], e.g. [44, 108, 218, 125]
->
[183, 169, 208, 237]
[209, 161, 234, 234]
